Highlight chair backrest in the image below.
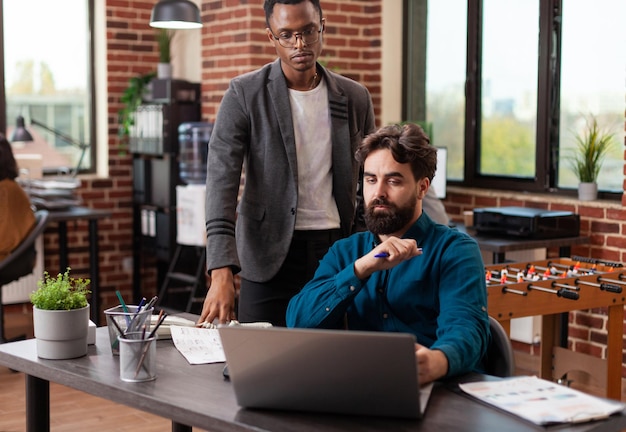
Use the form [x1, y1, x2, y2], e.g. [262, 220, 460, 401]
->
[0, 209, 49, 284]
[484, 315, 516, 377]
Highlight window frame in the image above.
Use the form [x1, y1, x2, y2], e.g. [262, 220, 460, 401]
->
[405, 0, 621, 200]
[0, 0, 96, 176]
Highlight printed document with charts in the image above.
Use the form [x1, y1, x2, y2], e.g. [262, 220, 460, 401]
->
[459, 376, 625, 425]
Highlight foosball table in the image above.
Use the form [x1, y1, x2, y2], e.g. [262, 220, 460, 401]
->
[485, 256, 625, 400]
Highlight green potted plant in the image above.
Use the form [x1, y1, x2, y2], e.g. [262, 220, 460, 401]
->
[156, 28, 175, 79]
[30, 268, 91, 359]
[118, 71, 156, 152]
[567, 115, 615, 201]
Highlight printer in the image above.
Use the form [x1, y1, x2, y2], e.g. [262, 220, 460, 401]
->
[473, 206, 580, 239]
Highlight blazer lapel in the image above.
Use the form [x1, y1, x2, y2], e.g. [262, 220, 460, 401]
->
[268, 60, 299, 184]
[327, 78, 353, 236]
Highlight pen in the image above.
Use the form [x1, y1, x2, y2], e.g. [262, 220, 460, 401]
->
[127, 297, 146, 332]
[110, 315, 126, 351]
[136, 297, 146, 313]
[135, 312, 167, 378]
[116, 290, 131, 326]
[374, 248, 423, 258]
[148, 310, 167, 339]
[109, 316, 125, 336]
[144, 296, 158, 311]
[134, 324, 151, 378]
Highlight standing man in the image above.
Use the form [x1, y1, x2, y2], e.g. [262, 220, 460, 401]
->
[287, 123, 489, 384]
[200, 0, 376, 326]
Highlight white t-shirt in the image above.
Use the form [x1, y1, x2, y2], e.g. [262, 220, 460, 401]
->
[288, 77, 341, 230]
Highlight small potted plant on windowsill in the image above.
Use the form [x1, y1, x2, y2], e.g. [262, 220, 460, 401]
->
[567, 115, 615, 201]
[30, 268, 91, 359]
[156, 28, 175, 79]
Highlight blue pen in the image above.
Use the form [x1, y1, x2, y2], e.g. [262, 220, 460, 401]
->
[127, 297, 146, 331]
[136, 297, 146, 313]
[375, 248, 422, 258]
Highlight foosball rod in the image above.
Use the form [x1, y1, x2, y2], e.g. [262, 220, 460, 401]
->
[526, 283, 579, 300]
[575, 278, 623, 294]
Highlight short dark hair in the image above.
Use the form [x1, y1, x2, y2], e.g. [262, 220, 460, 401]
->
[0, 134, 19, 181]
[355, 123, 437, 182]
[263, 0, 323, 27]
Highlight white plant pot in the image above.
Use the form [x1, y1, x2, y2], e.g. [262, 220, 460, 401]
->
[33, 305, 89, 359]
[157, 62, 172, 79]
[578, 182, 598, 201]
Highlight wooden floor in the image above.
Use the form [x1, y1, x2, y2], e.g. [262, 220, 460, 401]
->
[0, 305, 206, 432]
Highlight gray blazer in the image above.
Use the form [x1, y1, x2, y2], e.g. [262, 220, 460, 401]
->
[205, 59, 375, 282]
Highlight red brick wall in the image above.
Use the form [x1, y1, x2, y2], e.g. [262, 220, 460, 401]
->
[200, 0, 382, 123]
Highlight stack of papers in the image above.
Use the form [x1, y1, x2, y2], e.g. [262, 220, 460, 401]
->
[19, 177, 82, 210]
[459, 376, 625, 425]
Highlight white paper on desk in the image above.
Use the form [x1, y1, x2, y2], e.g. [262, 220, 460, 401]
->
[170, 325, 226, 365]
[459, 376, 625, 425]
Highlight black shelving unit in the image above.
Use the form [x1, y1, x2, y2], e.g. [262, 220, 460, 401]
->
[131, 79, 201, 304]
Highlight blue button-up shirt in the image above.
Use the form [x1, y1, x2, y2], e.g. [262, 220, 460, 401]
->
[286, 212, 490, 377]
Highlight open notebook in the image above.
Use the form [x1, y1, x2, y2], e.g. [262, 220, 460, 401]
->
[218, 326, 433, 419]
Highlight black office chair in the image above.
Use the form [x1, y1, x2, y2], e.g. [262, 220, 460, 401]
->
[0, 209, 49, 343]
[484, 315, 516, 377]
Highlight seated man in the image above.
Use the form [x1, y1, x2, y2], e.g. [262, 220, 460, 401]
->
[286, 123, 489, 384]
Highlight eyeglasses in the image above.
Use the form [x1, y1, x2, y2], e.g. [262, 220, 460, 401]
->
[269, 25, 323, 48]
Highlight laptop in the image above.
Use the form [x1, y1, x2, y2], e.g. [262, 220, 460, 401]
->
[218, 326, 434, 419]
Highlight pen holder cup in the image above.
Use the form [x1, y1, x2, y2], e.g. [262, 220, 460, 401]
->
[118, 331, 158, 382]
[104, 305, 153, 355]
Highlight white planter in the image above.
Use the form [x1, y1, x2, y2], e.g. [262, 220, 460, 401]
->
[578, 182, 598, 201]
[157, 62, 172, 79]
[33, 305, 89, 359]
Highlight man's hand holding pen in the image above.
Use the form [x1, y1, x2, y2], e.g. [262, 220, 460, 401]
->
[354, 237, 422, 280]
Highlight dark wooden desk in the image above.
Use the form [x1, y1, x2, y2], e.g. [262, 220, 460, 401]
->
[455, 223, 590, 264]
[47, 207, 111, 325]
[0, 328, 624, 432]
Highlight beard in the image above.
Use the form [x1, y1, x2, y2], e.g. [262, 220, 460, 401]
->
[364, 195, 417, 235]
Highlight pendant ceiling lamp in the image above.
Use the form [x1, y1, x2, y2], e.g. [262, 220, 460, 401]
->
[150, 0, 202, 29]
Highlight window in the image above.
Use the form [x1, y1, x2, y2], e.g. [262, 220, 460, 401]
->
[558, 0, 624, 192]
[480, 0, 538, 180]
[425, 0, 467, 181]
[416, 0, 623, 197]
[2, 0, 94, 175]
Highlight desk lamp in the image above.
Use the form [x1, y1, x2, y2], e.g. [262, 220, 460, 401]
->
[10, 116, 89, 177]
[150, 0, 202, 29]
[10, 115, 34, 142]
